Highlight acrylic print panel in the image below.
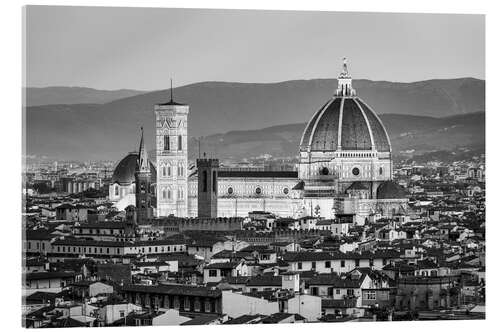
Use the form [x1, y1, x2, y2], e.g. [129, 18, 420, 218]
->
[22, 5, 485, 328]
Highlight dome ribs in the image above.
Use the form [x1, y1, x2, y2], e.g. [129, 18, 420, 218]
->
[356, 99, 391, 152]
[299, 100, 330, 149]
[309, 98, 341, 151]
[340, 98, 371, 150]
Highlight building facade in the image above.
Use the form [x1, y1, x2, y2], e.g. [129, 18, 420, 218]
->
[110, 60, 408, 224]
[154, 94, 190, 218]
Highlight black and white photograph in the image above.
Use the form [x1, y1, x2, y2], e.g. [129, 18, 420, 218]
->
[19, 3, 488, 329]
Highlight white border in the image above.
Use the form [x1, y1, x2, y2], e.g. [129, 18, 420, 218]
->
[1, 1, 497, 333]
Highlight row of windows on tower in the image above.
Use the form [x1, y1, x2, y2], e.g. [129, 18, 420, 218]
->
[201, 170, 217, 193]
[161, 188, 185, 201]
[163, 135, 183, 151]
[161, 164, 185, 177]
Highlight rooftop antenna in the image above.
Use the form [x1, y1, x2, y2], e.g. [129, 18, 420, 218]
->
[198, 137, 201, 159]
[170, 78, 173, 102]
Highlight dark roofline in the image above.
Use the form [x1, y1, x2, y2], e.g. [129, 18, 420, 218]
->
[121, 284, 221, 298]
[218, 170, 298, 178]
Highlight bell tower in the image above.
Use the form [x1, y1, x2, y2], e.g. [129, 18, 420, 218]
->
[155, 81, 189, 217]
[135, 127, 153, 224]
[197, 155, 219, 218]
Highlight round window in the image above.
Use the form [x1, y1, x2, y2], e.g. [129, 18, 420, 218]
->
[283, 188, 289, 195]
[320, 167, 329, 175]
[352, 167, 360, 176]
[255, 187, 262, 195]
[227, 187, 233, 195]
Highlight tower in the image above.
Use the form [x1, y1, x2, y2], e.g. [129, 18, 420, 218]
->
[155, 81, 189, 217]
[197, 156, 219, 218]
[135, 127, 153, 224]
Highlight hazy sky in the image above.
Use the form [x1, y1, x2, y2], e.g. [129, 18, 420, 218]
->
[25, 6, 485, 90]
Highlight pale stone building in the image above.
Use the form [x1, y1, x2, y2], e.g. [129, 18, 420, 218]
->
[109, 60, 407, 224]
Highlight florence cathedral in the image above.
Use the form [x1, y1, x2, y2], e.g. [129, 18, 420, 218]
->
[109, 60, 408, 225]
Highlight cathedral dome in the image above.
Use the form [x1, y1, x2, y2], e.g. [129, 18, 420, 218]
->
[299, 60, 391, 153]
[111, 152, 156, 185]
[376, 181, 406, 199]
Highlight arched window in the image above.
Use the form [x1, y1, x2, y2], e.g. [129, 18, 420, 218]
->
[114, 185, 119, 196]
[212, 171, 217, 193]
[202, 170, 208, 192]
[164, 135, 170, 151]
[167, 189, 172, 200]
[162, 189, 167, 199]
[167, 165, 171, 177]
[162, 166, 166, 177]
[178, 135, 183, 151]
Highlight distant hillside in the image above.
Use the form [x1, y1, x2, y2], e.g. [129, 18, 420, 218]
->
[187, 112, 485, 160]
[25, 78, 484, 161]
[25, 86, 147, 106]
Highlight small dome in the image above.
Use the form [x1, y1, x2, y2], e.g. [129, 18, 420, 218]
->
[346, 181, 371, 191]
[300, 97, 391, 152]
[376, 181, 406, 199]
[111, 152, 156, 185]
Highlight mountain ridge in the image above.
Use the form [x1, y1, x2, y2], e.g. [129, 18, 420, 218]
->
[25, 86, 147, 106]
[25, 78, 485, 161]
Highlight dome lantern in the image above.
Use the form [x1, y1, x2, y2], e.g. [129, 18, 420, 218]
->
[335, 57, 356, 97]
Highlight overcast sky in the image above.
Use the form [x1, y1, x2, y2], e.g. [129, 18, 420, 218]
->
[25, 6, 485, 91]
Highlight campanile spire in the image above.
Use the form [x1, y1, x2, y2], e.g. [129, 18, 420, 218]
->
[138, 126, 150, 173]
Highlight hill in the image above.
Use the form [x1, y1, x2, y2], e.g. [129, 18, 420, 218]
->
[25, 86, 147, 106]
[187, 112, 485, 161]
[25, 78, 485, 161]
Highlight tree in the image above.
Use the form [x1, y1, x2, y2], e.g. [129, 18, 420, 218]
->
[314, 205, 321, 217]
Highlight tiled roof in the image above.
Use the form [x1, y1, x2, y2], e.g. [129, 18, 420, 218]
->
[309, 273, 364, 288]
[211, 250, 250, 260]
[205, 262, 240, 270]
[282, 251, 336, 262]
[25, 229, 54, 240]
[223, 276, 251, 284]
[322, 298, 358, 308]
[74, 222, 130, 229]
[134, 239, 186, 246]
[25, 271, 76, 280]
[218, 170, 298, 179]
[246, 275, 282, 287]
[224, 314, 263, 325]
[259, 312, 296, 323]
[52, 238, 132, 247]
[121, 283, 222, 298]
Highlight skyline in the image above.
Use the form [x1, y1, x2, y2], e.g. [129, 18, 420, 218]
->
[25, 6, 485, 91]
